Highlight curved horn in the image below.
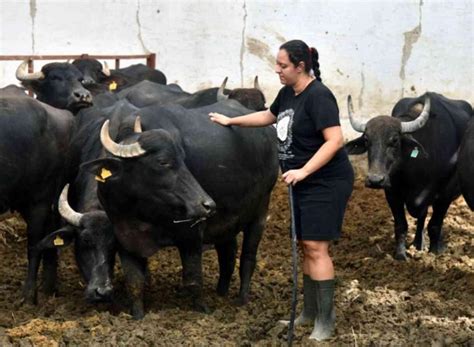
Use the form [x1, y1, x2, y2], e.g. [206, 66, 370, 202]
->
[102, 61, 111, 77]
[58, 184, 83, 227]
[347, 95, 367, 133]
[100, 120, 146, 158]
[217, 77, 229, 101]
[401, 96, 431, 133]
[15, 60, 45, 81]
[254, 76, 262, 91]
[134, 116, 143, 133]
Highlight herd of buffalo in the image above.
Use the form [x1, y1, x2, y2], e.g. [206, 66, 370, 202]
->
[0, 58, 472, 320]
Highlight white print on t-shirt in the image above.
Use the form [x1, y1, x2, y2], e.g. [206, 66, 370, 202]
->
[276, 109, 294, 160]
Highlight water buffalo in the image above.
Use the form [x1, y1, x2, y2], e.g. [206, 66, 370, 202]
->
[458, 118, 474, 210]
[72, 59, 167, 92]
[81, 100, 278, 319]
[346, 92, 472, 260]
[117, 77, 266, 111]
[15, 61, 92, 113]
[0, 91, 75, 303]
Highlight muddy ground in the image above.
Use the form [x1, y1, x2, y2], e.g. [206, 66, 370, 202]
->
[0, 164, 472, 346]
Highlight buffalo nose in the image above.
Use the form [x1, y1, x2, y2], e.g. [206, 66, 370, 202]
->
[202, 199, 216, 215]
[73, 89, 92, 102]
[95, 284, 113, 299]
[366, 174, 385, 187]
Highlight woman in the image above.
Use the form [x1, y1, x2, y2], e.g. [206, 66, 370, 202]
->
[209, 39, 354, 341]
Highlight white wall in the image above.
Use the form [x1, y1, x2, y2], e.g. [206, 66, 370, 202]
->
[0, 0, 472, 138]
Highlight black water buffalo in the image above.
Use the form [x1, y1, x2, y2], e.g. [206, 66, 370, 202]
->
[117, 77, 266, 111]
[15, 61, 92, 113]
[81, 100, 278, 319]
[35, 99, 141, 302]
[458, 118, 474, 210]
[0, 91, 75, 304]
[72, 59, 167, 92]
[346, 92, 472, 260]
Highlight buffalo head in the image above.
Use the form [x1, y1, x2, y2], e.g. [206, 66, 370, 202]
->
[16, 61, 93, 112]
[82, 117, 216, 226]
[345, 95, 430, 188]
[36, 185, 116, 302]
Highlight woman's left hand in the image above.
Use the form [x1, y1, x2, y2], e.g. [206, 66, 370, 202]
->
[282, 169, 308, 186]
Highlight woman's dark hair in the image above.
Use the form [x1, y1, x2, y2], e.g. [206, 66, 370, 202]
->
[280, 40, 322, 82]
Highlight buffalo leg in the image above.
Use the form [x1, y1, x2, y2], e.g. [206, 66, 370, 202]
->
[215, 236, 237, 296]
[119, 249, 147, 319]
[427, 199, 451, 254]
[177, 240, 208, 313]
[238, 215, 265, 305]
[385, 190, 408, 260]
[413, 208, 427, 251]
[41, 211, 60, 295]
[22, 203, 51, 304]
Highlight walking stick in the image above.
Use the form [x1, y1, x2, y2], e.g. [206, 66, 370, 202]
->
[287, 184, 298, 346]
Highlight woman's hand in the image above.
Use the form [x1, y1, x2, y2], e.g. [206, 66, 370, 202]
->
[209, 112, 232, 126]
[282, 169, 308, 185]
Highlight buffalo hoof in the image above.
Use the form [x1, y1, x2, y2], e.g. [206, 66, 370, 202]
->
[22, 287, 37, 305]
[429, 243, 446, 255]
[193, 299, 211, 314]
[131, 304, 145, 320]
[394, 251, 408, 261]
[234, 295, 249, 306]
[412, 239, 424, 251]
[216, 282, 230, 297]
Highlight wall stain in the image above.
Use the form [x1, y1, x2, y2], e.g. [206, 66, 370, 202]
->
[400, 0, 423, 97]
[358, 66, 365, 109]
[246, 37, 275, 71]
[136, 0, 150, 53]
[240, 0, 248, 87]
[29, 0, 36, 53]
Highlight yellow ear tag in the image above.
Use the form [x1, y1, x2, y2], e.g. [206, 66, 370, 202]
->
[53, 235, 64, 246]
[95, 167, 112, 183]
[109, 81, 117, 91]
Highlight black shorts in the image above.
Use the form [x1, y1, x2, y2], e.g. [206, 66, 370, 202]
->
[290, 177, 354, 241]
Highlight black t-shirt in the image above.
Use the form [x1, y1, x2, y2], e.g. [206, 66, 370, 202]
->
[270, 80, 352, 181]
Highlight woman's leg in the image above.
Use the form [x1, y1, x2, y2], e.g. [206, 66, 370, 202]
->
[302, 240, 336, 341]
[302, 240, 333, 280]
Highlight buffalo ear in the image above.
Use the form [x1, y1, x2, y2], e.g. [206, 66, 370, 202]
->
[345, 136, 367, 155]
[81, 158, 123, 183]
[35, 226, 77, 251]
[402, 134, 428, 159]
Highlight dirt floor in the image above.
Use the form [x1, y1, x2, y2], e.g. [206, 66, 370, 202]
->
[0, 164, 473, 346]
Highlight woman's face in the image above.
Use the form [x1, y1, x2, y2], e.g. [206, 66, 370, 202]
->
[275, 49, 302, 86]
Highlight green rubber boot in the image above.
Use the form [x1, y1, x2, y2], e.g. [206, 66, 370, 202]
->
[279, 274, 317, 326]
[309, 279, 336, 341]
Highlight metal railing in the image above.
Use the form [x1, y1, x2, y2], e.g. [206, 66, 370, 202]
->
[0, 53, 155, 96]
[0, 53, 156, 72]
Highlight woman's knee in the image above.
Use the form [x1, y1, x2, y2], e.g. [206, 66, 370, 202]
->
[302, 241, 330, 260]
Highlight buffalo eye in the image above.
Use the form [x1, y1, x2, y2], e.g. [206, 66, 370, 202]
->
[50, 75, 63, 81]
[158, 161, 172, 168]
[387, 137, 399, 147]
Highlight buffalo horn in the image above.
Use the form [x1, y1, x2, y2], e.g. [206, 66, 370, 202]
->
[58, 184, 83, 227]
[102, 61, 111, 76]
[254, 76, 262, 91]
[217, 77, 229, 101]
[401, 97, 431, 133]
[134, 116, 143, 133]
[347, 95, 367, 133]
[15, 60, 45, 81]
[100, 120, 146, 158]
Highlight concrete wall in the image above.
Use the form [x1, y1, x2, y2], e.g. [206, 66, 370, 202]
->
[0, 0, 472, 138]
